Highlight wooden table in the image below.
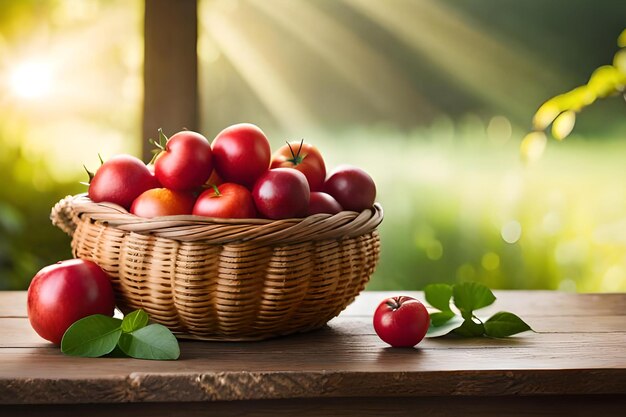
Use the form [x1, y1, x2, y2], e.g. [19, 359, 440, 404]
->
[1, 290, 625, 416]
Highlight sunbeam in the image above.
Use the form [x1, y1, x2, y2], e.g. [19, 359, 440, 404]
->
[249, 0, 437, 122]
[343, 0, 563, 120]
[200, 1, 316, 133]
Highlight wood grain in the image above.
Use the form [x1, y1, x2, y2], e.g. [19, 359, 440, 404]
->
[1, 291, 625, 412]
[344, 291, 626, 317]
[5, 290, 626, 319]
[2, 395, 626, 417]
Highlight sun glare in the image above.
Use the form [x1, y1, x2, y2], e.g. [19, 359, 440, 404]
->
[9, 61, 54, 99]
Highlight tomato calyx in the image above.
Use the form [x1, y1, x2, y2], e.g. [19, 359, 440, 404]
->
[286, 139, 308, 166]
[148, 128, 169, 164]
[81, 154, 104, 186]
[385, 297, 403, 311]
[210, 184, 221, 197]
[82, 165, 95, 185]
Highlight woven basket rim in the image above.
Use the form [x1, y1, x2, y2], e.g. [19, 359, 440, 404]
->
[52, 194, 383, 245]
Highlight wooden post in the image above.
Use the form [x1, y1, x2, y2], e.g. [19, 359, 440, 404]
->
[142, 0, 198, 162]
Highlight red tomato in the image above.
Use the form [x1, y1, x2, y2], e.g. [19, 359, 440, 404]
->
[308, 191, 342, 215]
[211, 123, 271, 188]
[154, 130, 213, 191]
[193, 183, 257, 219]
[270, 141, 326, 191]
[323, 165, 376, 212]
[130, 188, 196, 218]
[88, 155, 159, 210]
[27, 259, 115, 345]
[373, 296, 429, 347]
[252, 168, 310, 219]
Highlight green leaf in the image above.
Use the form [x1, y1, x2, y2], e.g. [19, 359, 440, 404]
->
[424, 284, 453, 312]
[61, 315, 122, 358]
[426, 315, 464, 338]
[453, 318, 485, 337]
[118, 324, 180, 360]
[106, 345, 129, 358]
[453, 282, 496, 316]
[122, 309, 150, 333]
[430, 311, 455, 326]
[484, 312, 533, 338]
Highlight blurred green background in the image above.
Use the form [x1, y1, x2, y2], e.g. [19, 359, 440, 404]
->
[1, 0, 625, 292]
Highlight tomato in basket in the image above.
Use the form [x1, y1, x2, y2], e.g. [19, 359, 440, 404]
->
[88, 154, 160, 210]
[130, 188, 196, 218]
[211, 123, 271, 189]
[193, 183, 257, 219]
[323, 165, 376, 212]
[270, 140, 326, 192]
[307, 191, 343, 215]
[154, 130, 213, 191]
[252, 168, 310, 219]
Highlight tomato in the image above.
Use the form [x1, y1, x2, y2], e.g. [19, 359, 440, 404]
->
[154, 130, 213, 191]
[252, 168, 310, 219]
[130, 188, 196, 218]
[323, 165, 376, 212]
[308, 191, 342, 215]
[270, 140, 326, 191]
[27, 259, 115, 345]
[88, 155, 159, 210]
[211, 123, 271, 188]
[193, 183, 256, 219]
[373, 296, 429, 347]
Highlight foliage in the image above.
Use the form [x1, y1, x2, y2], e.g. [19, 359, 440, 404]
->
[0, 129, 83, 290]
[424, 282, 532, 338]
[521, 29, 626, 162]
[61, 309, 180, 360]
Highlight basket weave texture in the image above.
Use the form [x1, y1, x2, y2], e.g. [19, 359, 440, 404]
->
[51, 194, 383, 341]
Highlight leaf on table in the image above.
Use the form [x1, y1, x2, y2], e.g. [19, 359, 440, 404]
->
[453, 318, 485, 337]
[106, 345, 128, 358]
[118, 324, 180, 360]
[430, 311, 456, 327]
[425, 315, 464, 338]
[424, 283, 453, 312]
[121, 309, 150, 333]
[453, 282, 496, 316]
[61, 315, 122, 358]
[484, 312, 533, 338]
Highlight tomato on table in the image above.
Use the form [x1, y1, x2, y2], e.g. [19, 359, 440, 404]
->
[27, 259, 115, 345]
[373, 296, 430, 348]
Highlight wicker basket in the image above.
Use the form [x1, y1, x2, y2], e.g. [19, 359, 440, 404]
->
[50, 194, 383, 341]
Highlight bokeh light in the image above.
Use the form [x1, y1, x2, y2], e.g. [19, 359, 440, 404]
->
[9, 61, 54, 99]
